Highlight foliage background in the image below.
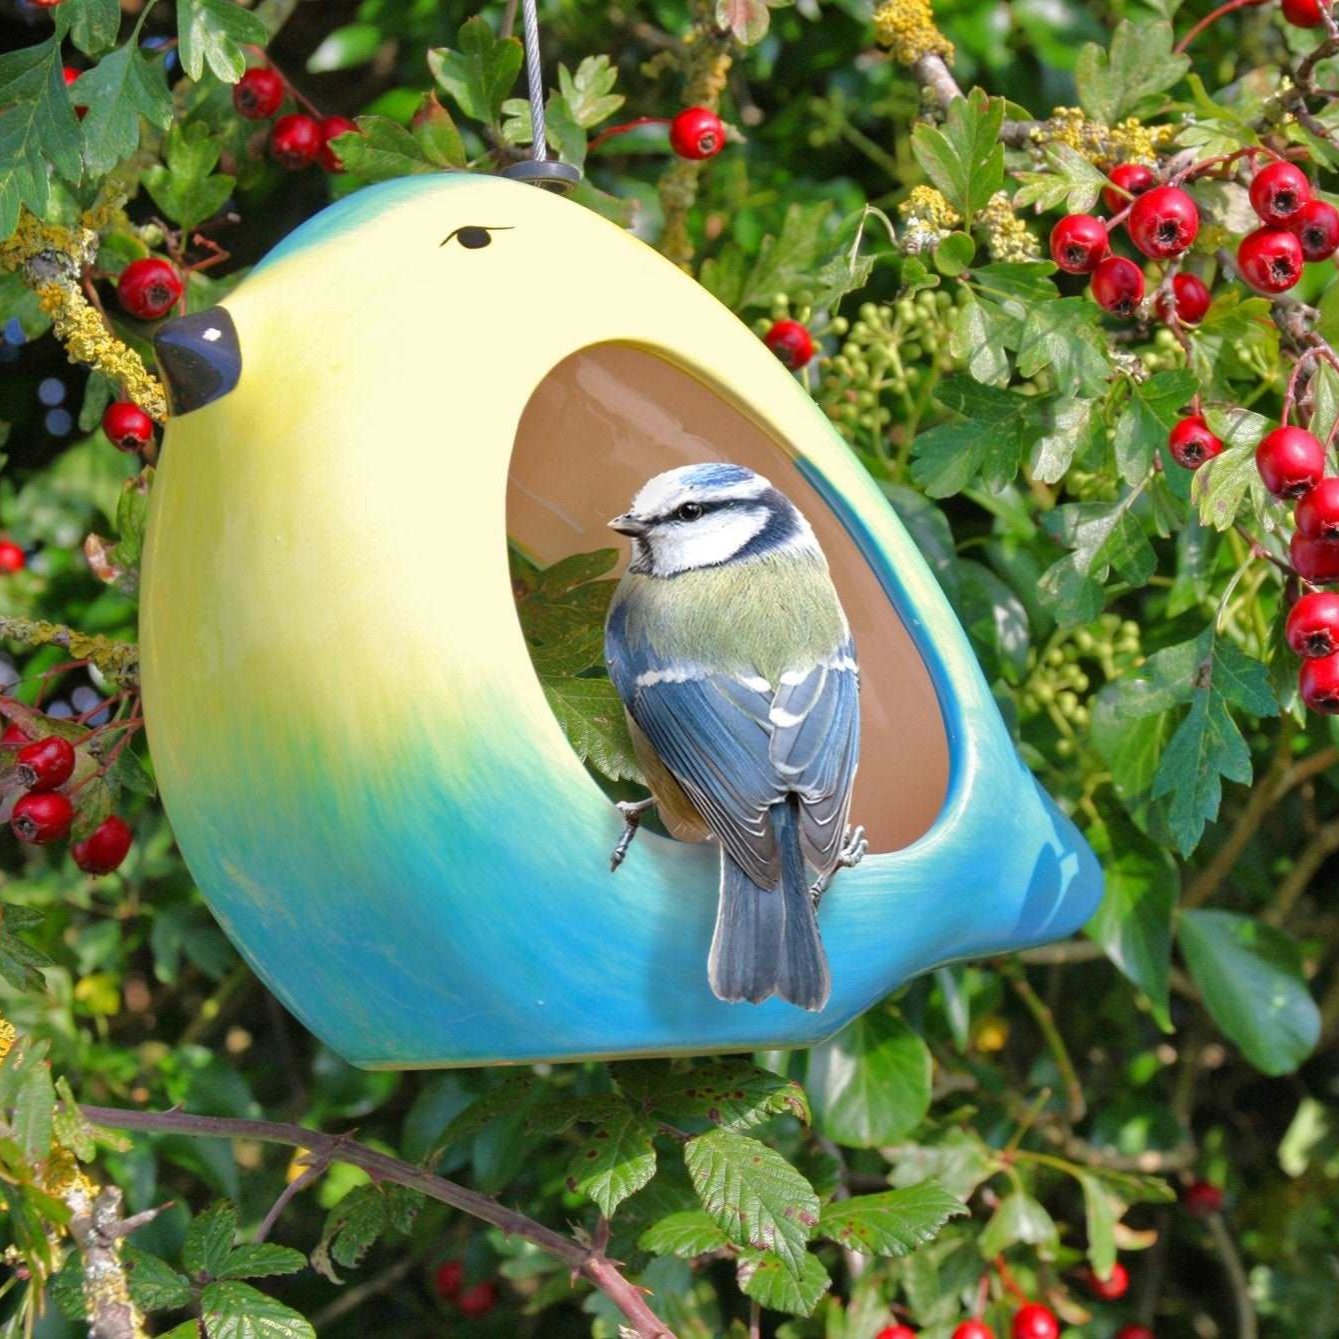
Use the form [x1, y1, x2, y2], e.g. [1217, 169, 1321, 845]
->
[0, 0, 1337, 1335]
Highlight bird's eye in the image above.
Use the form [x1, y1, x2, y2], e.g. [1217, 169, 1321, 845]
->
[441, 226, 511, 250]
[675, 502, 704, 521]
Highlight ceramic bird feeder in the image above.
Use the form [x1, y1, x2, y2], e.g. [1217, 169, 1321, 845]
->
[139, 171, 1102, 1069]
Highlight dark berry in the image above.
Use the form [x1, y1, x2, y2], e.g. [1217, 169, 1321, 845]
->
[102, 401, 154, 452]
[1283, 0, 1327, 27]
[0, 541, 24, 574]
[1292, 532, 1339, 584]
[317, 115, 358, 172]
[669, 106, 725, 160]
[455, 1281, 497, 1318]
[1128, 186, 1200, 259]
[1103, 161, 1158, 215]
[1011, 1304, 1059, 1339]
[11, 791, 74, 844]
[1291, 198, 1339, 261]
[1286, 591, 1339, 657]
[876, 1328, 918, 1339]
[71, 815, 133, 874]
[269, 114, 322, 169]
[1091, 255, 1145, 315]
[951, 1324, 995, 1339]
[1156, 272, 1212, 325]
[1237, 227, 1304, 293]
[62, 66, 87, 119]
[763, 319, 815, 369]
[15, 736, 75, 791]
[1084, 1260, 1130, 1300]
[1296, 477, 1339, 539]
[433, 1260, 463, 1301]
[1115, 1329, 1155, 1339]
[1249, 161, 1312, 226]
[1257, 425, 1326, 497]
[1168, 414, 1223, 469]
[233, 67, 285, 120]
[1183, 1179, 1225, 1215]
[1049, 214, 1110, 274]
[116, 258, 183, 320]
[1301, 653, 1339, 712]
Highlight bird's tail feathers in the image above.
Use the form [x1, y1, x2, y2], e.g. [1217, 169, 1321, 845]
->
[708, 797, 831, 1011]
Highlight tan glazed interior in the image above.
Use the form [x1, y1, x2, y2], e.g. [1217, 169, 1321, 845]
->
[506, 343, 950, 853]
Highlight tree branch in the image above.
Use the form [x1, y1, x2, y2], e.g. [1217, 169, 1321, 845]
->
[65, 1184, 157, 1339]
[0, 617, 139, 688]
[1206, 1211, 1258, 1339]
[76, 1105, 674, 1339]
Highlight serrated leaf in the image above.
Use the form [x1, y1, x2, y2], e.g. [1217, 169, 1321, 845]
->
[1031, 396, 1102, 484]
[684, 1128, 819, 1276]
[978, 1192, 1057, 1257]
[911, 378, 1049, 497]
[332, 116, 436, 182]
[184, 1200, 239, 1279]
[1038, 490, 1157, 628]
[1113, 370, 1199, 484]
[737, 1249, 830, 1316]
[219, 1244, 307, 1281]
[123, 1245, 193, 1310]
[615, 1058, 810, 1131]
[910, 86, 1004, 225]
[428, 17, 523, 126]
[77, 40, 173, 177]
[200, 1281, 315, 1339]
[556, 55, 623, 128]
[0, 39, 83, 237]
[542, 678, 643, 783]
[638, 1210, 729, 1258]
[1016, 298, 1112, 397]
[141, 122, 234, 232]
[67, 0, 122, 56]
[819, 1181, 966, 1257]
[1192, 408, 1270, 531]
[737, 203, 834, 310]
[1179, 910, 1320, 1075]
[1076, 19, 1189, 123]
[0, 902, 53, 992]
[566, 1108, 657, 1216]
[1013, 143, 1109, 214]
[311, 1184, 419, 1283]
[177, 0, 268, 83]
[429, 1073, 539, 1155]
[411, 92, 466, 169]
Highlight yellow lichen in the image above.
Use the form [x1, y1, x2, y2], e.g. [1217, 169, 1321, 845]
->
[873, 0, 954, 67]
[981, 191, 1041, 262]
[898, 184, 962, 253]
[0, 1015, 15, 1063]
[1028, 106, 1175, 166]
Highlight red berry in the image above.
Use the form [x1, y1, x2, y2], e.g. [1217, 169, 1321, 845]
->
[29, 0, 64, 8]
[1103, 162, 1158, 215]
[1282, 0, 1328, 27]
[16, 736, 75, 792]
[876, 1328, 918, 1339]
[1128, 186, 1200, 259]
[1091, 255, 1145, 315]
[62, 66, 87, 119]
[1301, 653, 1339, 712]
[1297, 477, 1339, 539]
[1084, 1260, 1130, 1300]
[1011, 1304, 1059, 1339]
[1257, 425, 1326, 497]
[455, 1281, 497, 1317]
[1116, 1329, 1155, 1339]
[71, 815, 133, 874]
[116, 258, 183, 321]
[269, 114, 323, 169]
[1249, 161, 1312, 226]
[1168, 415, 1223, 470]
[233, 67, 285, 120]
[1286, 591, 1339, 657]
[1292, 532, 1339, 583]
[101, 401, 154, 453]
[10, 791, 74, 844]
[1238, 227, 1304, 294]
[433, 1259, 464, 1301]
[0, 542, 24, 574]
[952, 1324, 995, 1339]
[1050, 214, 1110, 274]
[1291, 198, 1339, 262]
[1157, 272, 1212, 325]
[763, 319, 815, 370]
[669, 106, 725, 160]
[2, 723, 30, 745]
[317, 116, 359, 172]
[1183, 1179, 1225, 1215]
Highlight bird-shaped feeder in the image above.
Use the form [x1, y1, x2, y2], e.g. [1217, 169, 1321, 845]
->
[139, 16, 1101, 1068]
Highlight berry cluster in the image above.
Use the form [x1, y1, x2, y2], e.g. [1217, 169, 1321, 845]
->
[431, 1258, 496, 1318]
[2, 721, 133, 874]
[232, 67, 357, 173]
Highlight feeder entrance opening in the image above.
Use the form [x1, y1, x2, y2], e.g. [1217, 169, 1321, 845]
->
[505, 343, 950, 855]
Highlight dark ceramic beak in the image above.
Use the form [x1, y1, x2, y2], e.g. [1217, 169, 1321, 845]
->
[153, 307, 242, 416]
[608, 513, 649, 537]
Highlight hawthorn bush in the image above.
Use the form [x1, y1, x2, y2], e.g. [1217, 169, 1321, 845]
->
[1, 0, 1338, 1335]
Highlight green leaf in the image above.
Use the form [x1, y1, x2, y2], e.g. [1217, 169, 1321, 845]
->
[1018, 298, 1112, 397]
[123, 1245, 193, 1310]
[542, 677, 643, 783]
[0, 38, 83, 237]
[806, 1011, 932, 1147]
[614, 1058, 810, 1131]
[0, 901, 53, 992]
[716, 0, 774, 45]
[200, 1281, 315, 1339]
[77, 40, 173, 177]
[1084, 818, 1175, 1030]
[888, 1129, 997, 1202]
[1191, 407, 1270, 531]
[184, 1200, 239, 1279]
[429, 1073, 538, 1154]
[14, 1057, 54, 1162]
[736, 1249, 830, 1317]
[1113, 370, 1199, 485]
[977, 1192, 1057, 1257]
[638, 1210, 730, 1258]
[566, 1108, 657, 1216]
[1038, 490, 1157, 628]
[428, 17, 523, 126]
[684, 1128, 820, 1276]
[1012, 144, 1110, 214]
[306, 22, 382, 74]
[218, 1244, 308, 1281]
[177, 0, 268, 82]
[910, 86, 1004, 225]
[737, 203, 834, 310]
[911, 378, 1049, 497]
[949, 297, 1012, 386]
[933, 231, 975, 278]
[1075, 19, 1189, 123]
[556, 56, 623, 128]
[818, 1181, 967, 1257]
[411, 93, 467, 169]
[1078, 1173, 1120, 1279]
[1031, 396, 1103, 484]
[1188, 292, 1278, 399]
[67, 0, 122, 56]
[141, 122, 235, 232]
[311, 1184, 420, 1282]
[332, 116, 436, 183]
[1179, 910, 1320, 1075]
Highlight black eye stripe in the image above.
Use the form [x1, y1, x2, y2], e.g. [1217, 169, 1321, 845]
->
[440, 225, 514, 249]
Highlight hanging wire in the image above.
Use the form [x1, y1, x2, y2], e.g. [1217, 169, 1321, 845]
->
[519, 0, 547, 163]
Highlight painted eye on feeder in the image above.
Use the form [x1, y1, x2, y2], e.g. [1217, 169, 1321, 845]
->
[441, 225, 510, 250]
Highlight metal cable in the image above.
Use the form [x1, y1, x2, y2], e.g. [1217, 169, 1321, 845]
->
[519, 0, 547, 162]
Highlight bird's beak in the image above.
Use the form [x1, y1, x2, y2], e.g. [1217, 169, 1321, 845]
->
[608, 513, 648, 537]
[153, 307, 243, 416]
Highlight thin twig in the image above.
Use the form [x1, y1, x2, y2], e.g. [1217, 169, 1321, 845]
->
[1263, 816, 1339, 925]
[1003, 961, 1086, 1123]
[1206, 1212, 1257, 1339]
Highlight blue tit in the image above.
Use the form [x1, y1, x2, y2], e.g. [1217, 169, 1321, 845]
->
[604, 462, 862, 1012]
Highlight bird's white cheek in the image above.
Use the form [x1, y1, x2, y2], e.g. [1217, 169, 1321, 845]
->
[655, 511, 767, 574]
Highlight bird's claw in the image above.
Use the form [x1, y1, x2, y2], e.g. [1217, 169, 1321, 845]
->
[810, 824, 868, 909]
[610, 798, 656, 872]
